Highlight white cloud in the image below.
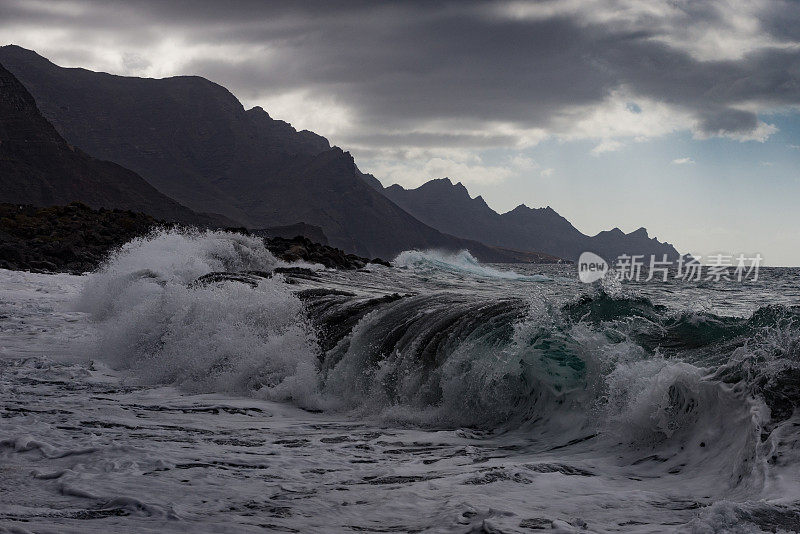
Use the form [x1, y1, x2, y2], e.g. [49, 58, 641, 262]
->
[497, 0, 800, 62]
[253, 89, 354, 138]
[360, 152, 539, 188]
[540, 168, 555, 177]
[672, 157, 695, 165]
[652, 1, 800, 62]
[363, 158, 505, 188]
[508, 154, 537, 171]
[555, 91, 697, 155]
[563, 92, 694, 140]
[591, 140, 625, 155]
[0, 0, 790, 192]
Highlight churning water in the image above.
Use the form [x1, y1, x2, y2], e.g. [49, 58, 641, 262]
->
[2, 229, 800, 533]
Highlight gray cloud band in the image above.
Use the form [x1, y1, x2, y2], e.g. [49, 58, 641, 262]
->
[1, 0, 798, 151]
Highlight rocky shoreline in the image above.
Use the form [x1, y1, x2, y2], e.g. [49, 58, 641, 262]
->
[0, 203, 158, 273]
[0, 203, 389, 273]
[261, 235, 390, 270]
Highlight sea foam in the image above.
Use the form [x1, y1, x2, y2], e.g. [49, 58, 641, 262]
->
[77, 229, 321, 407]
[393, 249, 550, 281]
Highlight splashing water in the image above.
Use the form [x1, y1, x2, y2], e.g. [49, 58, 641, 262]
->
[393, 249, 550, 281]
[76, 229, 321, 406]
[4, 231, 800, 532]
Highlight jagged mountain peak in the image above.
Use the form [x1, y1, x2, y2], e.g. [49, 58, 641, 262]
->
[2, 44, 682, 263]
[414, 177, 471, 197]
[473, 195, 491, 209]
[0, 45, 529, 260]
[0, 44, 42, 58]
[249, 105, 271, 118]
[388, 178, 499, 215]
[595, 226, 652, 239]
[506, 203, 558, 216]
[384, 177, 680, 261]
[509, 203, 530, 212]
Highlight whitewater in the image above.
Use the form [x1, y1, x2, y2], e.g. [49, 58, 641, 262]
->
[2, 230, 800, 533]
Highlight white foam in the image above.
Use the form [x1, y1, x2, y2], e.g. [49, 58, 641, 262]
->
[77, 228, 278, 320]
[393, 249, 550, 281]
[76, 229, 322, 407]
[4, 263, 800, 532]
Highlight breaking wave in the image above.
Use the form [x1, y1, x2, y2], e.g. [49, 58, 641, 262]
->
[77, 229, 321, 407]
[393, 249, 549, 281]
[76, 230, 800, 501]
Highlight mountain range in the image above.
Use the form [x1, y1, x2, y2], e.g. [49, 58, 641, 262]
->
[0, 44, 681, 262]
[381, 178, 680, 262]
[0, 63, 227, 227]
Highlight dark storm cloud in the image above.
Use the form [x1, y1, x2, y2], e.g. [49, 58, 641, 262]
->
[2, 0, 798, 144]
[185, 13, 621, 124]
[341, 131, 519, 150]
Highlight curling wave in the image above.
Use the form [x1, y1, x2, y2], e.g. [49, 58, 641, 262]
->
[76, 230, 800, 499]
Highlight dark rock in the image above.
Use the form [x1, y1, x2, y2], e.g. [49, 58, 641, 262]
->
[370, 258, 391, 267]
[0, 204, 393, 275]
[0, 202, 160, 274]
[254, 223, 329, 245]
[0, 244, 24, 264]
[264, 235, 383, 270]
[189, 271, 267, 289]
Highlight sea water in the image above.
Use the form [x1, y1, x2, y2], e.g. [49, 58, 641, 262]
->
[2, 229, 800, 533]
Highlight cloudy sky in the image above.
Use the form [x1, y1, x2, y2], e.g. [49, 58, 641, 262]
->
[2, 0, 799, 264]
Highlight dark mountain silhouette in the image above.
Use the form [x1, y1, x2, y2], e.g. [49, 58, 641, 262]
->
[0, 45, 682, 262]
[381, 178, 681, 262]
[0, 63, 230, 226]
[0, 45, 550, 261]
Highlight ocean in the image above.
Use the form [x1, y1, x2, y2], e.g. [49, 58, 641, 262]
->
[1, 229, 799, 533]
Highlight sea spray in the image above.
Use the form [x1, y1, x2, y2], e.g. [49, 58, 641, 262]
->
[78, 228, 278, 319]
[9, 239, 800, 532]
[393, 249, 550, 281]
[72, 232, 799, 494]
[77, 229, 322, 407]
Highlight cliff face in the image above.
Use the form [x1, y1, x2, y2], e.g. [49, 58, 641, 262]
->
[0, 45, 682, 262]
[0, 45, 532, 260]
[0, 63, 231, 227]
[382, 178, 681, 262]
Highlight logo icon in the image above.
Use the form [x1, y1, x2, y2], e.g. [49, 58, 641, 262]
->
[577, 252, 608, 283]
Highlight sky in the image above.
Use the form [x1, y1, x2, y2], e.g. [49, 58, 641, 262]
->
[1, 0, 799, 264]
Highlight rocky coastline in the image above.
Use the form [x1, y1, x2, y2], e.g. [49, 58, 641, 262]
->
[0, 203, 389, 273]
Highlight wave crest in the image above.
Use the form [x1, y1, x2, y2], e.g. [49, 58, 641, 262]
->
[393, 249, 549, 281]
[71, 231, 795, 487]
[78, 229, 321, 407]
